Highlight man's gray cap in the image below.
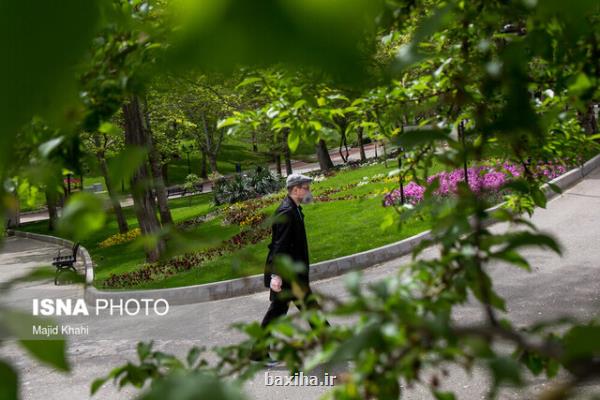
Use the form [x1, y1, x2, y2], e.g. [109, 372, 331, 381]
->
[286, 173, 313, 188]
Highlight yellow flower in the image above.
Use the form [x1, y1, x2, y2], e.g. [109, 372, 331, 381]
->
[99, 228, 142, 248]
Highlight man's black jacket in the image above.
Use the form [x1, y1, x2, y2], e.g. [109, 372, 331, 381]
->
[264, 195, 310, 290]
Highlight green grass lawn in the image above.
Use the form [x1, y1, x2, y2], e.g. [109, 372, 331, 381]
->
[19, 157, 440, 290]
[136, 196, 430, 289]
[133, 159, 444, 289]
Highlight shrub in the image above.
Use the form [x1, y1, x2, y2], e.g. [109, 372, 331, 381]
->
[183, 174, 202, 193]
[249, 166, 282, 195]
[213, 166, 283, 205]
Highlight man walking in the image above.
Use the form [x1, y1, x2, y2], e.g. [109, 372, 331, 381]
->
[258, 173, 330, 334]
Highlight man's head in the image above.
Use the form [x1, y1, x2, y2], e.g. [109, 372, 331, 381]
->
[286, 173, 313, 204]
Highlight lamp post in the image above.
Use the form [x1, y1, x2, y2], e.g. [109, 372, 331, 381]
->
[458, 119, 469, 187]
[181, 144, 194, 175]
[398, 152, 405, 205]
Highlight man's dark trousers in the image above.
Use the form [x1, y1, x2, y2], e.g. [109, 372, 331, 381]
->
[260, 287, 324, 328]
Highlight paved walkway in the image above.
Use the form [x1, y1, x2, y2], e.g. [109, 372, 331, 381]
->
[2, 167, 600, 399]
[19, 142, 385, 224]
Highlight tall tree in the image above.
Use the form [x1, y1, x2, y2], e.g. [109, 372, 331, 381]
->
[87, 132, 129, 234]
[142, 97, 173, 226]
[122, 96, 165, 262]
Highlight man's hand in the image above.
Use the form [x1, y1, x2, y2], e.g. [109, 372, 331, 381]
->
[270, 274, 283, 292]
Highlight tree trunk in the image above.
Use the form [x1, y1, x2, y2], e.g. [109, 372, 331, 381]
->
[200, 150, 208, 178]
[143, 98, 173, 226]
[252, 131, 258, 152]
[382, 141, 388, 168]
[282, 128, 293, 175]
[208, 154, 219, 175]
[335, 116, 350, 162]
[97, 153, 129, 234]
[149, 149, 173, 226]
[578, 103, 598, 134]
[200, 111, 223, 175]
[162, 163, 169, 186]
[45, 189, 59, 232]
[316, 139, 334, 171]
[275, 153, 282, 176]
[122, 96, 165, 263]
[357, 127, 367, 162]
[6, 194, 20, 228]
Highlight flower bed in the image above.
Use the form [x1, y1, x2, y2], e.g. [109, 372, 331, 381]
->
[383, 161, 570, 207]
[99, 228, 142, 248]
[221, 192, 285, 226]
[102, 226, 271, 288]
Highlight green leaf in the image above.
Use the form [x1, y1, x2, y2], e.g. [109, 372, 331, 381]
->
[490, 249, 531, 271]
[502, 179, 531, 195]
[287, 129, 301, 152]
[90, 377, 108, 396]
[235, 77, 261, 88]
[530, 187, 547, 208]
[434, 392, 456, 400]
[98, 122, 121, 137]
[243, 322, 264, 339]
[186, 347, 202, 368]
[308, 120, 322, 131]
[568, 73, 592, 95]
[0, 0, 103, 171]
[292, 99, 307, 109]
[137, 341, 153, 362]
[0, 359, 18, 400]
[380, 212, 395, 231]
[344, 271, 362, 295]
[467, 270, 506, 312]
[38, 137, 64, 158]
[562, 325, 600, 361]
[169, 0, 381, 83]
[502, 231, 562, 255]
[328, 324, 380, 364]
[393, 4, 452, 70]
[272, 320, 296, 337]
[489, 357, 522, 386]
[20, 340, 69, 372]
[57, 191, 107, 241]
[547, 183, 562, 194]
[521, 351, 544, 376]
[107, 146, 148, 188]
[546, 358, 560, 378]
[217, 117, 240, 130]
[136, 371, 246, 400]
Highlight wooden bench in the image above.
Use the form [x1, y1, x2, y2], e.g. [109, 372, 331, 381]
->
[167, 186, 186, 197]
[52, 243, 79, 285]
[165, 183, 203, 198]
